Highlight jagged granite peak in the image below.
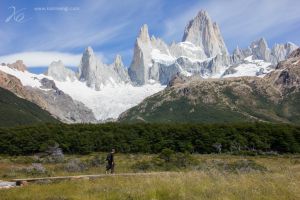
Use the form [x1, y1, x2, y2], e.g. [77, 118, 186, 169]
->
[114, 54, 123, 66]
[111, 54, 131, 83]
[79, 46, 98, 82]
[79, 46, 109, 90]
[46, 60, 76, 82]
[250, 38, 271, 61]
[129, 24, 153, 85]
[139, 24, 151, 43]
[79, 46, 132, 89]
[271, 42, 298, 64]
[182, 10, 229, 57]
[7, 60, 27, 72]
[231, 38, 298, 66]
[231, 46, 245, 63]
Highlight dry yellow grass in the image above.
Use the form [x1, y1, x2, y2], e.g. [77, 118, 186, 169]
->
[0, 154, 299, 200]
[1, 170, 299, 200]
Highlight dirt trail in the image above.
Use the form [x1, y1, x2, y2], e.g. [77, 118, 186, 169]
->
[0, 172, 174, 189]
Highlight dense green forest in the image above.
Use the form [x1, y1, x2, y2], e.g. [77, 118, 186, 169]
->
[0, 87, 58, 127]
[0, 123, 299, 155]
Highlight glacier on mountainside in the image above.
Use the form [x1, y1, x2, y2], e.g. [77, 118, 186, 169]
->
[0, 64, 164, 121]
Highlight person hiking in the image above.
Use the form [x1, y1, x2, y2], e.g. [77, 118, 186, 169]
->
[106, 148, 115, 174]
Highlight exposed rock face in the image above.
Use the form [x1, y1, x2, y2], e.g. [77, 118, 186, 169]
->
[168, 73, 196, 87]
[46, 60, 76, 82]
[79, 47, 131, 90]
[0, 70, 34, 99]
[129, 24, 158, 85]
[250, 38, 271, 61]
[7, 60, 27, 72]
[35, 78, 97, 123]
[182, 10, 229, 58]
[231, 38, 298, 65]
[226, 39, 298, 78]
[267, 48, 300, 94]
[79, 46, 103, 89]
[110, 55, 131, 84]
[288, 48, 300, 58]
[271, 43, 298, 64]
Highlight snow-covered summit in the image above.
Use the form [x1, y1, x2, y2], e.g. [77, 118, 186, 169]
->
[46, 60, 76, 82]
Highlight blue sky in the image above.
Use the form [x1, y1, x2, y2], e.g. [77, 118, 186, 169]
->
[0, 0, 300, 70]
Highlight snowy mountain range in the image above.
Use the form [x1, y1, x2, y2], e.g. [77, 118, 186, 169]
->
[0, 10, 298, 123]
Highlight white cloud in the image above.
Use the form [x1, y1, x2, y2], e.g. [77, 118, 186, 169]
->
[0, 51, 108, 67]
[0, 52, 81, 67]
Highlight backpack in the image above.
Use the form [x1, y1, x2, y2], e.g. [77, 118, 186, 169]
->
[106, 153, 112, 162]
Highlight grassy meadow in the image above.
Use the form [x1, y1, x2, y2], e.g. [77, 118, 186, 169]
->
[0, 153, 299, 199]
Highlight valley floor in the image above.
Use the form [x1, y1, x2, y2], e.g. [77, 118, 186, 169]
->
[0, 154, 299, 200]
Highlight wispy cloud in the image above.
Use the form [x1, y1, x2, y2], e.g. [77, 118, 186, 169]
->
[0, 51, 82, 67]
[1, 0, 299, 63]
[0, 0, 163, 66]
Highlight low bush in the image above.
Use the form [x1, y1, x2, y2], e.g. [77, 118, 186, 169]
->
[133, 149, 199, 171]
[64, 159, 87, 172]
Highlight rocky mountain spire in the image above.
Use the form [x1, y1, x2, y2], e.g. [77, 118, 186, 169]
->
[182, 10, 228, 58]
[139, 24, 151, 43]
[250, 38, 271, 61]
[7, 60, 27, 72]
[112, 54, 130, 83]
[114, 54, 123, 67]
[271, 42, 298, 64]
[79, 46, 100, 88]
[79, 47, 132, 89]
[129, 24, 153, 85]
[46, 60, 76, 82]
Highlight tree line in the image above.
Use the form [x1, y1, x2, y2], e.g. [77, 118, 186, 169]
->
[0, 122, 299, 155]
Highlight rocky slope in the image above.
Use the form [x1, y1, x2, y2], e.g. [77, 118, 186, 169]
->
[0, 62, 97, 123]
[119, 49, 300, 124]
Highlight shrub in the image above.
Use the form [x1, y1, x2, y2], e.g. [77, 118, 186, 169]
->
[133, 151, 199, 171]
[25, 163, 46, 175]
[87, 155, 105, 167]
[64, 159, 87, 172]
[213, 159, 267, 173]
[159, 148, 175, 163]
